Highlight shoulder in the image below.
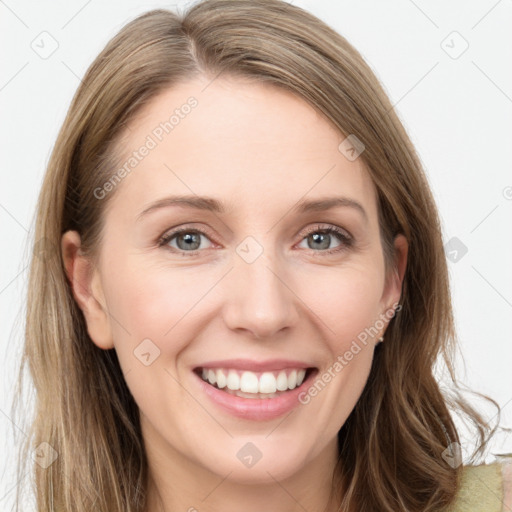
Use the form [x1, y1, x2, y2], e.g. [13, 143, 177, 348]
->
[446, 456, 512, 512]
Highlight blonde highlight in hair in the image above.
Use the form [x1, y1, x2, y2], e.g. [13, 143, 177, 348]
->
[13, 1, 501, 510]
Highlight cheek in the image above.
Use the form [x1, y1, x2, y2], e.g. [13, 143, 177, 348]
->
[105, 259, 211, 342]
[102, 262, 201, 421]
[300, 262, 385, 347]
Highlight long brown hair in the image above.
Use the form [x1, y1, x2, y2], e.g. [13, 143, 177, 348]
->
[13, 1, 501, 510]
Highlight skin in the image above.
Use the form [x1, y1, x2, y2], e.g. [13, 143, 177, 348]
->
[62, 75, 408, 512]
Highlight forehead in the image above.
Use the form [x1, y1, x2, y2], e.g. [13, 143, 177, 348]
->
[106, 76, 378, 222]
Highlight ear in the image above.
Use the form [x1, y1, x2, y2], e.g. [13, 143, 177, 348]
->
[380, 233, 408, 316]
[61, 230, 114, 350]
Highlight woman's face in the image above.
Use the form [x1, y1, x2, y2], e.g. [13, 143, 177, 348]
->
[63, 76, 407, 488]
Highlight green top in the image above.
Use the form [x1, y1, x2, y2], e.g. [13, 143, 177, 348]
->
[446, 459, 512, 512]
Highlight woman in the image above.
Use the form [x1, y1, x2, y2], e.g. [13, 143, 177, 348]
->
[13, 0, 511, 510]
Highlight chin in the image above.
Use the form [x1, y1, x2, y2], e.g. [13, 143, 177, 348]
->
[190, 433, 316, 485]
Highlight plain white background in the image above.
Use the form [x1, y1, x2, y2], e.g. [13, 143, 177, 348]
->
[1, 0, 511, 509]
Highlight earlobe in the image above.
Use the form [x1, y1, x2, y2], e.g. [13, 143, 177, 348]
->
[61, 230, 114, 350]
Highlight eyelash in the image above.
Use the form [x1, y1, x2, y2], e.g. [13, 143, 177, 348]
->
[157, 223, 353, 257]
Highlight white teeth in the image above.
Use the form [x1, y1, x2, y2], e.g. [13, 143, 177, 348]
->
[240, 371, 259, 393]
[276, 371, 288, 391]
[207, 369, 217, 385]
[259, 372, 277, 394]
[201, 367, 309, 395]
[288, 369, 297, 389]
[226, 370, 240, 390]
[216, 369, 227, 389]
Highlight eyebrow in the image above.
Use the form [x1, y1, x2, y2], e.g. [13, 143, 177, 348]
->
[136, 194, 368, 223]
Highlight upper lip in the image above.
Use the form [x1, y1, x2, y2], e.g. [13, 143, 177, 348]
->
[194, 359, 315, 372]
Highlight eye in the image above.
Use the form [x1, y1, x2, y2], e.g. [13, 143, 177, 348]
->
[158, 226, 214, 254]
[157, 223, 353, 256]
[297, 224, 353, 255]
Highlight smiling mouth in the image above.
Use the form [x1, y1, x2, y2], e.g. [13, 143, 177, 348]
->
[194, 367, 316, 399]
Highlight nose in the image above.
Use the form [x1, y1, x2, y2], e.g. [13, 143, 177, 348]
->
[222, 247, 300, 340]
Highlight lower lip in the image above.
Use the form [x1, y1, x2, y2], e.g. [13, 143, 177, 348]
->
[194, 370, 316, 421]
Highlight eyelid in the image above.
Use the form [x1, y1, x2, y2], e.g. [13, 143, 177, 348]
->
[300, 223, 352, 240]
